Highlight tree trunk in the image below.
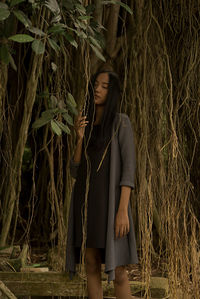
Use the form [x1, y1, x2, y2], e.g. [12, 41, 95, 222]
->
[90, 0, 103, 73]
[105, 3, 120, 58]
[0, 53, 44, 246]
[0, 63, 7, 140]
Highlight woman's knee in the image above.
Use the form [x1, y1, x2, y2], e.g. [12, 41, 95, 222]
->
[114, 266, 128, 286]
[85, 248, 101, 275]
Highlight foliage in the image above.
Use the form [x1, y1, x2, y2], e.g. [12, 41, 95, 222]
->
[32, 92, 76, 135]
[0, 0, 108, 133]
[0, 0, 105, 62]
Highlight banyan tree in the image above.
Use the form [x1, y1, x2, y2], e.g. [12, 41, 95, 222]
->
[0, 0, 199, 298]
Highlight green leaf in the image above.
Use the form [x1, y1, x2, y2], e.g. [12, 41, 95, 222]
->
[3, 13, 16, 36]
[67, 27, 77, 34]
[63, 33, 78, 48]
[74, 19, 87, 30]
[67, 92, 77, 108]
[0, 45, 9, 64]
[45, 0, 60, 14]
[8, 53, 17, 71]
[47, 37, 60, 52]
[75, 29, 87, 39]
[0, 9, 10, 21]
[63, 113, 73, 126]
[78, 16, 92, 21]
[8, 34, 34, 43]
[67, 103, 78, 116]
[102, 1, 133, 15]
[50, 95, 58, 108]
[51, 14, 61, 23]
[0, 3, 8, 9]
[89, 36, 101, 49]
[13, 10, 32, 28]
[93, 31, 106, 48]
[57, 100, 66, 109]
[41, 110, 53, 118]
[48, 24, 65, 34]
[41, 108, 59, 118]
[55, 120, 70, 134]
[51, 62, 57, 71]
[32, 115, 52, 129]
[90, 44, 105, 62]
[75, 4, 86, 14]
[115, 1, 133, 14]
[51, 120, 62, 135]
[28, 26, 45, 37]
[32, 40, 45, 54]
[10, 0, 25, 7]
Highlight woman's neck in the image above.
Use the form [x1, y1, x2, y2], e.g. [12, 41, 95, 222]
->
[94, 105, 104, 125]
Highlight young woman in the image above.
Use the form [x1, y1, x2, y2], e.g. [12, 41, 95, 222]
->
[66, 71, 138, 299]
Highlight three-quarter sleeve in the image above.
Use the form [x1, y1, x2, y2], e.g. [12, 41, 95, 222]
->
[118, 114, 136, 189]
[70, 159, 80, 179]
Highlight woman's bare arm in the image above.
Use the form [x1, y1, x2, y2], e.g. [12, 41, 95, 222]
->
[115, 186, 131, 239]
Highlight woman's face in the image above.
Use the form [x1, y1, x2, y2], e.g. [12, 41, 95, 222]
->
[94, 72, 109, 105]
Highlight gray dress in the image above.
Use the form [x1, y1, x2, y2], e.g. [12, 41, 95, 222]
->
[66, 113, 138, 282]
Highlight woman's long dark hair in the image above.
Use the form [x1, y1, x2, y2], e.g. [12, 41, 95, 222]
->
[84, 70, 121, 148]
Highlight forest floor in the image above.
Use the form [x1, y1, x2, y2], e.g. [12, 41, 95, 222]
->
[30, 247, 165, 278]
[0, 246, 178, 298]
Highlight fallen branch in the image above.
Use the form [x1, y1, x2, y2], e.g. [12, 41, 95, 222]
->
[0, 281, 17, 299]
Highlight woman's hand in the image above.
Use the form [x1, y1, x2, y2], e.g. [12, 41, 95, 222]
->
[74, 111, 88, 140]
[115, 208, 130, 239]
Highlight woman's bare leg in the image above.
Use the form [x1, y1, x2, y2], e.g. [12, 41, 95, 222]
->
[114, 266, 132, 299]
[85, 248, 103, 299]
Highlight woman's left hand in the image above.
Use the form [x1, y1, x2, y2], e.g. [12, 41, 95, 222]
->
[115, 209, 130, 239]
